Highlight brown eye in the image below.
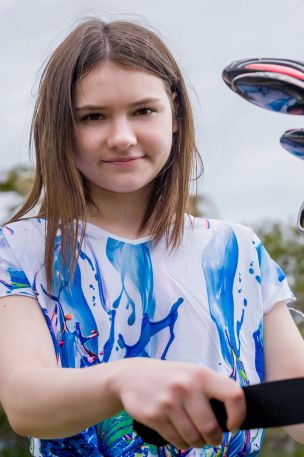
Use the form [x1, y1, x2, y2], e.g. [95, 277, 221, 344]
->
[135, 107, 155, 116]
[83, 113, 103, 121]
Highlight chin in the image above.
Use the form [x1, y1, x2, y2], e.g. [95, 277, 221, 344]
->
[100, 185, 149, 194]
[114, 187, 148, 194]
[102, 180, 153, 194]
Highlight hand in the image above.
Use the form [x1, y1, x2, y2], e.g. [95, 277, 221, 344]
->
[114, 358, 246, 450]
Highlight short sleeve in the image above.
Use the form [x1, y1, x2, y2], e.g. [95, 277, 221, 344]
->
[0, 228, 36, 299]
[250, 229, 296, 314]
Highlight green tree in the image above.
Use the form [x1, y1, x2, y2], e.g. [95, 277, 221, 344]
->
[187, 194, 218, 218]
[255, 222, 304, 329]
[252, 221, 304, 457]
[0, 165, 34, 196]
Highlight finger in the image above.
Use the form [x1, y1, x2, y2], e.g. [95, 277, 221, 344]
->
[203, 372, 246, 431]
[154, 419, 192, 450]
[183, 393, 223, 446]
[167, 404, 208, 449]
[224, 393, 246, 431]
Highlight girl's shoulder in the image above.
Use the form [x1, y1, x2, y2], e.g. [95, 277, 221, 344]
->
[185, 214, 255, 241]
[181, 216, 260, 263]
[0, 217, 46, 254]
[1, 216, 46, 237]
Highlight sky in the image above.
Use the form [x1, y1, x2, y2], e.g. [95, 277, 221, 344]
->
[1, 0, 304, 227]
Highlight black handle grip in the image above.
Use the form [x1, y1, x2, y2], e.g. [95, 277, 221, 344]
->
[133, 420, 167, 446]
[133, 378, 304, 446]
[133, 398, 227, 446]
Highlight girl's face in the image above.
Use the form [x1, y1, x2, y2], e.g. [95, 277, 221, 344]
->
[73, 61, 178, 199]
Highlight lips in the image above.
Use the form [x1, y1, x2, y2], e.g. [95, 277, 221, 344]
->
[104, 156, 144, 163]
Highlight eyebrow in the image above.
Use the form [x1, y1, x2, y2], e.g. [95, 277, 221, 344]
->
[75, 97, 162, 111]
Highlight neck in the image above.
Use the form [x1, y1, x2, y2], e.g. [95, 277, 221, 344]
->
[85, 184, 153, 239]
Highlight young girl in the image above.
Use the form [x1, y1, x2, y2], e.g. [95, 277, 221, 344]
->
[0, 17, 304, 457]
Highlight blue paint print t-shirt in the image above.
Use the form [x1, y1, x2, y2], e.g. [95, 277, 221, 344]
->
[0, 215, 296, 457]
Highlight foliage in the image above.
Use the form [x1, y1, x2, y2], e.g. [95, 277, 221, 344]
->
[261, 429, 304, 457]
[0, 407, 30, 455]
[0, 165, 35, 221]
[254, 222, 304, 455]
[187, 194, 218, 218]
[0, 165, 34, 197]
[254, 222, 304, 330]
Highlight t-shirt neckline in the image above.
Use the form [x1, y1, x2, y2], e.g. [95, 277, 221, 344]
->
[83, 221, 152, 244]
[83, 214, 193, 244]
[34, 214, 193, 245]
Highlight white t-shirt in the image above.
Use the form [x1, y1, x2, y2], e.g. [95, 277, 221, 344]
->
[0, 215, 295, 457]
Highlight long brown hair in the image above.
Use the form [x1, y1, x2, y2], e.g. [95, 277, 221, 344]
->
[5, 18, 203, 294]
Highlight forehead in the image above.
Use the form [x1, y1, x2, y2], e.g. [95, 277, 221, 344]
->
[74, 61, 169, 106]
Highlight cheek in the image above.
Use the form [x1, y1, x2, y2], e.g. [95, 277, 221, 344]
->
[72, 144, 94, 173]
[142, 123, 173, 155]
[73, 152, 84, 171]
[74, 126, 101, 153]
[73, 131, 100, 168]
[73, 153, 98, 178]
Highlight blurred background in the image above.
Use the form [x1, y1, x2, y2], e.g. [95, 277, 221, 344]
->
[1, 0, 304, 455]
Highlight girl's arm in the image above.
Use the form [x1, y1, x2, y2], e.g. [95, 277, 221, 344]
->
[0, 295, 246, 450]
[264, 300, 304, 443]
[0, 295, 124, 438]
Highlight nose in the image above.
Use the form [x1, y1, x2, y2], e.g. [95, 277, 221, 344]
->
[106, 118, 137, 150]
